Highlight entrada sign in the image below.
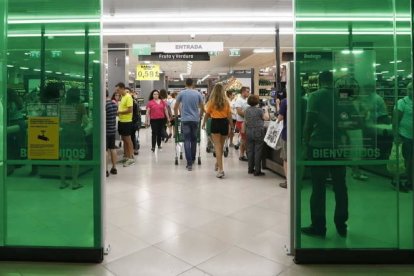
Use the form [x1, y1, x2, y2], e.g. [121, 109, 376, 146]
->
[155, 42, 223, 53]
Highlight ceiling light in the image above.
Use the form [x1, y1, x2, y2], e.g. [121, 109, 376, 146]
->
[19, 67, 29, 70]
[6, 65, 14, 68]
[296, 16, 410, 22]
[390, 60, 402, 64]
[341, 49, 363, 54]
[340, 68, 348, 72]
[74, 51, 96, 55]
[103, 12, 293, 24]
[8, 17, 99, 24]
[253, 48, 274, 53]
[103, 28, 291, 36]
[34, 69, 41, 72]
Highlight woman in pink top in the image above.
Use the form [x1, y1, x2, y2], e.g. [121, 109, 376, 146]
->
[145, 89, 171, 152]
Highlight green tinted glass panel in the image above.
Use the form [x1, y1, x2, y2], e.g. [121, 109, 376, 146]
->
[0, 0, 6, 247]
[3, 0, 101, 248]
[295, 0, 413, 250]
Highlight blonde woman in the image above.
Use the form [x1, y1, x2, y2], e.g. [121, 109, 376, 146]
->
[202, 84, 233, 178]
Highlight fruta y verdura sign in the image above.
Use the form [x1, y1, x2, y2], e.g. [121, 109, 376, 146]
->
[155, 42, 223, 53]
[138, 52, 210, 61]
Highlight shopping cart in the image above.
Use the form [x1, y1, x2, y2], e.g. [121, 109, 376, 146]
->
[174, 117, 202, 165]
[205, 118, 229, 158]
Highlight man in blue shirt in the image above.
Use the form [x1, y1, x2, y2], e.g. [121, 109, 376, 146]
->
[174, 78, 204, 171]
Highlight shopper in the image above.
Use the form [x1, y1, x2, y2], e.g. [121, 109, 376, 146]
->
[277, 98, 288, 187]
[167, 91, 178, 140]
[145, 89, 170, 152]
[116, 82, 135, 167]
[128, 88, 141, 156]
[394, 82, 413, 191]
[60, 87, 88, 189]
[159, 88, 171, 142]
[244, 95, 269, 176]
[106, 90, 118, 176]
[203, 84, 233, 178]
[226, 90, 237, 147]
[235, 86, 250, 161]
[302, 71, 348, 238]
[174, 78, 204, 171]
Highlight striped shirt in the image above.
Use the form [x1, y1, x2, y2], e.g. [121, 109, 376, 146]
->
[106, 99, 118, 135]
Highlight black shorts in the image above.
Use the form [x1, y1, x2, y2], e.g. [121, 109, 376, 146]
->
[118, 121, 133, 136]
[210, 118, 229, 136]
[106, 134, 116, 150]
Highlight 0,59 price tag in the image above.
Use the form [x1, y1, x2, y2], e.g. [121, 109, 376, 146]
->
[136, 64, 160, 81]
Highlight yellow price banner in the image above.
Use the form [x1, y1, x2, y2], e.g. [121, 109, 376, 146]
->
[136, 64, 160, 81]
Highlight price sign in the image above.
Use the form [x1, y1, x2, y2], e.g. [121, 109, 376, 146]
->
[136, 64, 160, 81]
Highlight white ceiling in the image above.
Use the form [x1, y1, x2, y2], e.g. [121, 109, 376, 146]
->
[102, 0, 293, 80]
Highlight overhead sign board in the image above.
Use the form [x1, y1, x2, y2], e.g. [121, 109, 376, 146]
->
[155, 42, 223, 53]
[136, 64, 160, 81]
[138, 52, 210, 61]
[229, 48, 241, 57]
[133, 44, 152, 56]
[209, 51, 220, 56]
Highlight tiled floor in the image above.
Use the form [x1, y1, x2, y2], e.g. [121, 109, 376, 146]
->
[1, 129, 414, 275]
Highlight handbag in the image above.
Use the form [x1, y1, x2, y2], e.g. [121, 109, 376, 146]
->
[264, 121, 283, 150]
[387, 143, 405, 175]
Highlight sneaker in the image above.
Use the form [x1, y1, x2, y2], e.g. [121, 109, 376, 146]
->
[158, 146, 162, 150]
[186, 165, 192, 171]
[279, 181, 287, 188]
[72, 183, 83, 190]
[229, 143, 235, 147]
[301, 226, 326, 238]
[248, 169, 254, 174]
[216, 171, 225, 178]
[254, 171, 265, 176]
[151, 148, 155, 152]
[336, 227, 347, 237]
[123, 158, 135, 167]
[239, 156, 248, 161]
[352, 174, 368, 181]
[106, 170, 109, 177]
[110, 168, 117, 175]
[134, 150, 139, 155]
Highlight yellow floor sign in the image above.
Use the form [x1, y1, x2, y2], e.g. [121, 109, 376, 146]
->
[28, 117, 59, 159]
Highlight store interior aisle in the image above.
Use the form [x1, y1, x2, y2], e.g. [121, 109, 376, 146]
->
[1, 128, 414, 275]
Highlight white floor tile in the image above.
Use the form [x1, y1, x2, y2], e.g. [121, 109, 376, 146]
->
[238, 230, 293, 266]
[178, 267, 212, 276]
[194, 217, 266, 244]
[120, 217, 189, 245]
[229, 206, 283, 229]
[198, 247, 286, 276]
[105, 246, 192, 276]
[162, 206, 221, 228]
[103, 224, 150, 263]
[155, 229, 231, 266]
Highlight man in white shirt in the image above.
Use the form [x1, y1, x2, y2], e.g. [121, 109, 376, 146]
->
[235, 86, 250, 161]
